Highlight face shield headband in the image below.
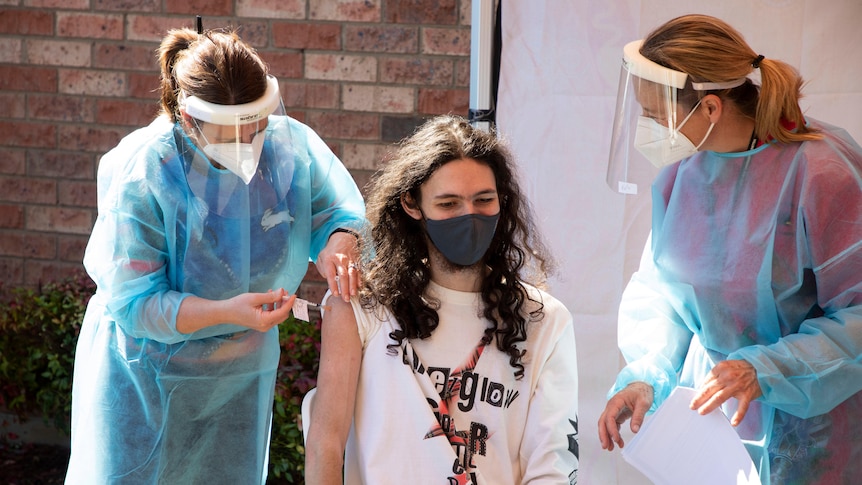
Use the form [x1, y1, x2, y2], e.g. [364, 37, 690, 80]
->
[606, 40, 746, 196]
[181, 75, 282, 184]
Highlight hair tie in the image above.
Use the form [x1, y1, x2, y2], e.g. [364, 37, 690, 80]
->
[752, 55, 765, 69]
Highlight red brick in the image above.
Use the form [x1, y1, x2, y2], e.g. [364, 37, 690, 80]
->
[0, 257, 24, 287]
[0, 92, 26, 118]
[380, 57, 454, 85]
[458, 0, 471, 26]
[129, 72, 161, 100]
[58, 180, 97, 208]
[166, 0, 232, 16]
[303, 261, 326, 283]
[281, 81, 339, 109]
[93, 0, 159, 13]
[305, 53, 376, 82]
[0, 231, 56, 258]
[418, 88, 469, 115]
[309, 0, 381, 22]
[0, 149, 25, 175]
[237, 0, 304, 20]
[96, 99, 160, 126]
[306, 111, 379, 141]
[422, 27, 470, 56]
[286, 110, 306, 123]
[384, 0, 457, 24]
[94, 43, 159, 71]
[0, 121, 56, 149]
[58, 125, 131, 154]
[25, 205, 94, 235]
[455, 57, 470, 87]
[310, 135, 336, 156]
[0, 205, 24, 229]
[341, 142, 391, 170]
[350, 169, 374, 198]
[0, 66, 58, 93]
[28, 94, 95, 122]
[127, 15, 195, 42]
[263, 51, 303, 79]
[27, 150, 95, 180]
[343, 84, 414, 113]
[381, 114, 423, 142]
[24, 260, 86, 287]
[0, 38, 22, 63]
[273, 22, 341, 50]
[0, 176, 57, 204]
[57, 12, 124, 39]
[26, 0, 88, 8]
[344, 25, 417, 53]
[27, 39, 91, 67]
[58, 235, 89, 263]
[58, 69, 126, 97]
[0, 8, 53, 35]
[232, 20, 269, 48]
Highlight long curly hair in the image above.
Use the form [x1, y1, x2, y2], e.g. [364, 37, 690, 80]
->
[360, 115, 555, 378]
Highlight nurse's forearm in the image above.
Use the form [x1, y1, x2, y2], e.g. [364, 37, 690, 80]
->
[176, 295, 233, 334]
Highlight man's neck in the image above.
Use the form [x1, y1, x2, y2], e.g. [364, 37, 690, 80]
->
[429, 267, 483, 292]
[427, 250, 485, 292]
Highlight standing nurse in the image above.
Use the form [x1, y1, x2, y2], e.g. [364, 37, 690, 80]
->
[599, 14, 862, 484]
[65, 27, 365, 483]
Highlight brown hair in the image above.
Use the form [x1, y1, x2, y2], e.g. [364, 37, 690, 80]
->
[157, 28, 269, 123]
[641, 14, 820, 144]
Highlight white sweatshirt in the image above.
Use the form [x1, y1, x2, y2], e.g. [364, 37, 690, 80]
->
[343, 281, 580, 484]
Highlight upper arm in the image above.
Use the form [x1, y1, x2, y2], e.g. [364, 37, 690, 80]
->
[307, 296, 363, 451]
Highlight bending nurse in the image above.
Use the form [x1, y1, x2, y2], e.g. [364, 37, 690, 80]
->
[66, 27, 365, 483]
[599, 14, 862, 484]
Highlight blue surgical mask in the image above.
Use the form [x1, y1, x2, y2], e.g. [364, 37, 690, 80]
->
[425, 212, 500, 266]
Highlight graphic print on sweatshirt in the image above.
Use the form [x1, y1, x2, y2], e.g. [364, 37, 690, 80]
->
[401, 338, 521, 484]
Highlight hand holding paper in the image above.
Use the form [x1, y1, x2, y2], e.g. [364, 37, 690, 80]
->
[621, 387, 761, 485]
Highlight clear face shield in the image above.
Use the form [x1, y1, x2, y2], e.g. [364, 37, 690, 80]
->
[180, 75, 284, 184]
[606, 40, 745, 195]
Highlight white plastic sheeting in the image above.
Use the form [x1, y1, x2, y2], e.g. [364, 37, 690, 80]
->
[496, 1, 862, 483]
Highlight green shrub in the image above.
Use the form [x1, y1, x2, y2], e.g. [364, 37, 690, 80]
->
[0, 273, 94, 433]
[0, 272, 321, 484]
[269, 316, 321, 483]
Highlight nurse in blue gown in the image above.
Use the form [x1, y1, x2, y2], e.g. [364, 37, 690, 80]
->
[599, 14, 862, 484]
[65, 27, 366, 484]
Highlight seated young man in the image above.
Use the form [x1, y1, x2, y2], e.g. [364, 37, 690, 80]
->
[305, 115, 580, 484]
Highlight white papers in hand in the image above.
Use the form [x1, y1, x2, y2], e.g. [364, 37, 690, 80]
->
[621, 386, 761, 485]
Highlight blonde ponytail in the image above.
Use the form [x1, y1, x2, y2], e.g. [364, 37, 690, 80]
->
[642, 14, 821, 145]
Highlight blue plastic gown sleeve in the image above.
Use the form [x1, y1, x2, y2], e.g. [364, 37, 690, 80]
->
[300, 123, 366, 261]
[611, 234, 691, 411]
[84, 118, 193, 344]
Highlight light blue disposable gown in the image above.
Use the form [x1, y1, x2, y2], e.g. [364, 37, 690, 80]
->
[612, 119, 862, 484]
[65, 115, 365, 484]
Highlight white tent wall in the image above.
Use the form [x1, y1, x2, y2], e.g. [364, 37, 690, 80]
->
[494, 1, 862, 483]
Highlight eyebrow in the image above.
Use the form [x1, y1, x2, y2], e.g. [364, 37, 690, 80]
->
[432, 189, 498, 200]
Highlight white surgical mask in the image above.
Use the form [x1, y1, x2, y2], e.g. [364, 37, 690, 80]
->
[202, 133, 265, 184]
[634, 100, 714, 168]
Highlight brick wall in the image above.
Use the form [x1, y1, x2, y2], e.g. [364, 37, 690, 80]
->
[0, 0, 472, 303]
